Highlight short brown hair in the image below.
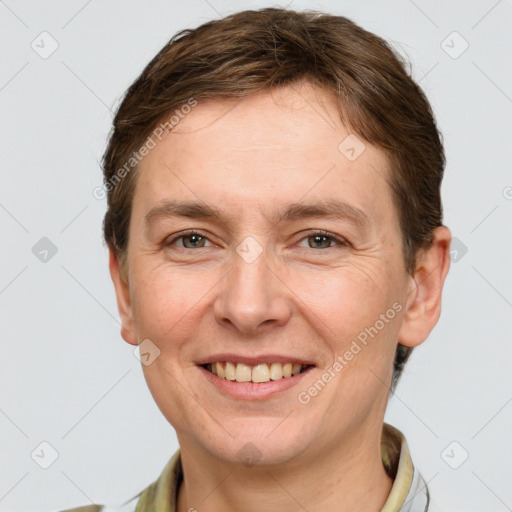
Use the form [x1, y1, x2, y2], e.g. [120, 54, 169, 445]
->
[101, 7, 445, 390]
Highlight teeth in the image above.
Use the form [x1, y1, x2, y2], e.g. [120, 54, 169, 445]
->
[225, 362, 236, 381]
[252, 364, 270, 383]
[235, 363, 252, 382]
[207, 361, 308, 383]
[269, 362, 283, 380]
[215, 361, 225, 378]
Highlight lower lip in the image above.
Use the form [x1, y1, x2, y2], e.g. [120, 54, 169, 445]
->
[199, 365, 314, 400]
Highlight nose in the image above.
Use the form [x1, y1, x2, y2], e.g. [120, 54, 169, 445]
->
[213, 244, 292, 335]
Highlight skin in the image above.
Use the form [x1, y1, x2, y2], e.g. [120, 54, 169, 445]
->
[109, 81, 451, 512]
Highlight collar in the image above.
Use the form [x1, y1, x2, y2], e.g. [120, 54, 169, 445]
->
[380, 423, 430, 511]
[125, 423, 430, 512]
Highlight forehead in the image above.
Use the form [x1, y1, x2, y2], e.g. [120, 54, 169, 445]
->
[133, 82, 395, 227]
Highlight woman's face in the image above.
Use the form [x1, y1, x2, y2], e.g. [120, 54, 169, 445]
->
[112, 82, 418, 466]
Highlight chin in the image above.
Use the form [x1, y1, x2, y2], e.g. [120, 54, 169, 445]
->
[197, 418, 316, 468]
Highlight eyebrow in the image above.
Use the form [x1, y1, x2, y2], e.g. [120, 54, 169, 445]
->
[144, 199, 370, 230]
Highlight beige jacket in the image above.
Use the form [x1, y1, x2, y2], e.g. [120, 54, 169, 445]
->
[58, 423, 439, 512]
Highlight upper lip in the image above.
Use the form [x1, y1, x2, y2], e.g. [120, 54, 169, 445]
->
[195, 353, 316, 366]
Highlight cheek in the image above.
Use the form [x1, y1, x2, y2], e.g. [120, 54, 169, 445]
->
[297, 264, 399, 338]
[305, 268, 400, 406]
[296, 267, 403, 398]
[130, 264, 203, 348]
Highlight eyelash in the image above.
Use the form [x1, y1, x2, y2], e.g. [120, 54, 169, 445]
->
[164, 229, 349, 250]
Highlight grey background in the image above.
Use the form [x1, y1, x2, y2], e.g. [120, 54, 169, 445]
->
[1, 0, 511, 510]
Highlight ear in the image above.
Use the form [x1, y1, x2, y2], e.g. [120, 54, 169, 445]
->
[398, 226, 451, 348]
[109, 247, 138, 346]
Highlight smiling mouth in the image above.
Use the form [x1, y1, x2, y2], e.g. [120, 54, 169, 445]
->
[203, 361, 312, 383]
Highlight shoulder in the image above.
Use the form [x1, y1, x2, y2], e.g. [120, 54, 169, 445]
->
[57, 506, 104, 512]
[57, 502, 141, 512]
[57, 505, 136, 512]
[56, 450, 180, 512]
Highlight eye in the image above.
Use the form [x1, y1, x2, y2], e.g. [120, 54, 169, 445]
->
[298, 230, 348, 250]
[163, 229, 349, 251]
[165, 230, 212, 249]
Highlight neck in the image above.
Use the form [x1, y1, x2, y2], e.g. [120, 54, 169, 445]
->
[176, 421, 393, 512]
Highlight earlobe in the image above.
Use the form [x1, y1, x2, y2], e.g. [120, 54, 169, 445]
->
[108, 247, 138, 346]
[397, 226, 451, 348]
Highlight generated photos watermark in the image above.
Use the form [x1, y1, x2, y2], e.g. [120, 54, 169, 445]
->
[297, 301, 403, 405]
[93, 97, 198, 200]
